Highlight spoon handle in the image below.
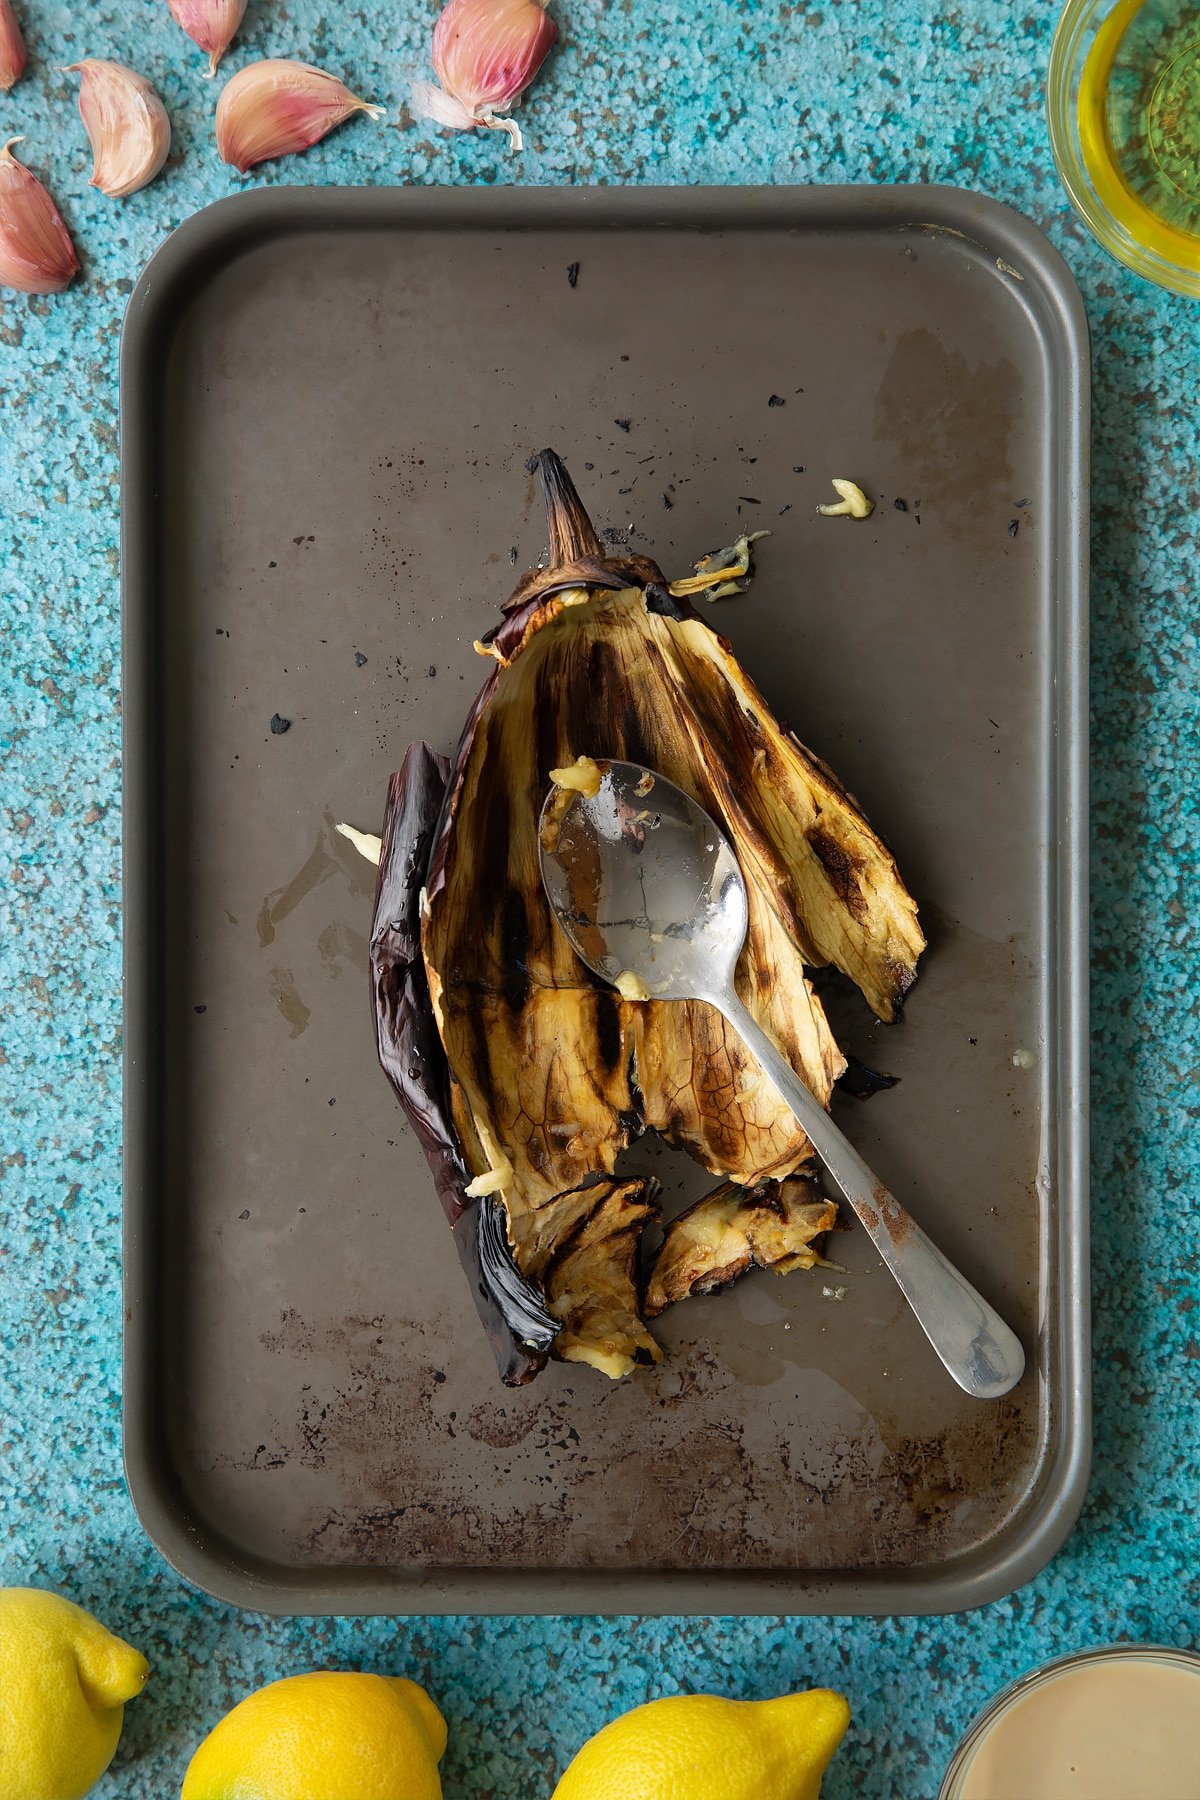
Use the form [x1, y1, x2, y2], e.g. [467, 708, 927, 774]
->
[712, 993, 1026, 1400]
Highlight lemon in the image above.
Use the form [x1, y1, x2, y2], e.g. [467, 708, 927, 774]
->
[551, 1689, 850, 1800]
[0, 1586, 149, 1800]
[181, 1671, 447, 1800]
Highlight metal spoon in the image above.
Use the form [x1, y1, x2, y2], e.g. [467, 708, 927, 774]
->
[538, 758, 1025, 1399]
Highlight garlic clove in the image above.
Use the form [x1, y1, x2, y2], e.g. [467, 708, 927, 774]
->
[67, 61, 171, 199]
[215, 58, 383, 173]
[0, 139, 79, 294]
[0, 0, 26, 93]
[166, 0, 247, 77]
[334, 822, 383, 864]
[817, 478, 875, 520]
[413, 0, 556, 152]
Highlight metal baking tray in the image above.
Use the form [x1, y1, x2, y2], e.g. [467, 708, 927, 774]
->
[121, 185, 1090, 1615]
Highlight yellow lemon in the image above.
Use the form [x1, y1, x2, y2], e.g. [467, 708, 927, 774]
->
[551, 1688, 850, 1800]
[181, 1671, 447, 1800]
[0, 1586, 149, 1800]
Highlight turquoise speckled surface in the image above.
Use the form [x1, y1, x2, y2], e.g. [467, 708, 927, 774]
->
[1, 0, 1198, 1793]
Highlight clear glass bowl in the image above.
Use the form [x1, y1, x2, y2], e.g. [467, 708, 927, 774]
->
[1048, 0, 1200, 294]
[938, 1644, 1200, 1800]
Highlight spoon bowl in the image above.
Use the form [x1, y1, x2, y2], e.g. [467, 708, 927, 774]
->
[538, 760, 746, 1005]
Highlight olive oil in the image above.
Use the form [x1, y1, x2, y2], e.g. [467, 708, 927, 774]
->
[1078, 0, 1200, 267]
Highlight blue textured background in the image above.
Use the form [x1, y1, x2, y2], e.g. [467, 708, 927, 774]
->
[1, 0, 1198, 1794]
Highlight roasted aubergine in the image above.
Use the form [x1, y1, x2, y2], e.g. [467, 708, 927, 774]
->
[370, 450, 924, 1385]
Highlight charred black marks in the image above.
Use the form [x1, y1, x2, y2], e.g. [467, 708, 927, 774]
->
[477, 777, 513, 924]
[808, 826, 868, 922]
[499, 890, 530, 1010]
[617, 1107, 643, 1141]
[532, 664, 566, 800]
[595, 988, 623, 1073]
[586, 637, 655, 767]
[645, 584, 689, 620]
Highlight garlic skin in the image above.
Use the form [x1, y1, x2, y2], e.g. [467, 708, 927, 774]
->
[412, 0, 557, 152]
[0, 139, 79, 294]
[670, 528, 770, 602]
[67, 61, 171, 199]
[215, 59, 383, 173]
[167, 0, 247, 77]
[0, 0, 26, 93]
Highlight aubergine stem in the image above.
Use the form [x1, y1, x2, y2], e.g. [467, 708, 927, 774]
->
[529, 448, 603, 564]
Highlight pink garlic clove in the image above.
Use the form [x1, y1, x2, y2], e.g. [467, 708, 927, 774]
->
[166, 0, 247, 78]
[0, 0, 26, 93]
[412, 0, 556, 152]
[0, 139, 79, 294]
[67, 60, 172, 198]
[215, 58, 383, 173]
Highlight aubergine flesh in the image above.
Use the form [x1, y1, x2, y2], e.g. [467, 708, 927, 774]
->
[370, 451, 924, 1385]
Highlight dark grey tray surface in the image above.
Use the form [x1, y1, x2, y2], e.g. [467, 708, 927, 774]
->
[121, 185, 1090, 1615]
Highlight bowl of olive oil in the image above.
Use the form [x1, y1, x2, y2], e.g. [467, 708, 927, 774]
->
[1049, 0, 1200, 293]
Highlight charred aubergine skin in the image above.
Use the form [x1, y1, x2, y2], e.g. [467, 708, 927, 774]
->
[371, 450, 925, 1385]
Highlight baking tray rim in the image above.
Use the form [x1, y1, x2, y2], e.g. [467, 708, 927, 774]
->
[120, 181, 1091, 1617]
